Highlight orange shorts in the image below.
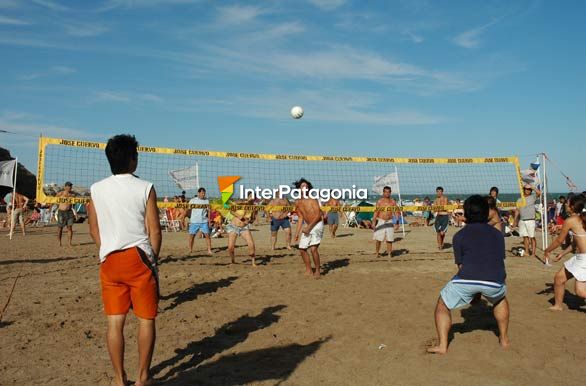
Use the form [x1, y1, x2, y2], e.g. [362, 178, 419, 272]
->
[99, 247, 159, 319]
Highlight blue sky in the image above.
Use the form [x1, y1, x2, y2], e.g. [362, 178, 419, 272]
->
[0, 0, 584, 192]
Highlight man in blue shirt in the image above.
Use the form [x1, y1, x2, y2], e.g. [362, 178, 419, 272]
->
[427, 195, 510, 354]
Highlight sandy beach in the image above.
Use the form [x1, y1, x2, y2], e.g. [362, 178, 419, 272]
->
[1, 221, 585, 385]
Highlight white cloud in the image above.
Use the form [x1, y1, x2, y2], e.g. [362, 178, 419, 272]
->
[188, 44, 488, 95]
[51, 65, 76, 74]
[179, 89, 441, 126]
[63, 21, 109, 37]
[92, 91, 163, 104]
[0, 36, 63, 48]
[139, 93, 163, 103]
[244, 89, 442, 125]
[0, 0, 20, 8]
[17, 73, 43, 81]
[17, 65, 77, 81]
[403, 30, 424, 43]
[31, 0, 69, 12]
[235, 21, 305, 44]
[94, 91, 130, 103]
[216, 5, 265, 25]
[99, 0, 200, 11]
[453, 19, 499, 49]
[0, 15, 30, 25]
[307, 0, 347, 11]
[0, 111, 100, 140]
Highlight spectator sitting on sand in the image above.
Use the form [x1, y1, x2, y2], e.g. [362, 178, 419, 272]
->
[427, 195, 510, 354]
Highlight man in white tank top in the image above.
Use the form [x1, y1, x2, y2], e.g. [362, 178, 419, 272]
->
[87, 134, 162, 386]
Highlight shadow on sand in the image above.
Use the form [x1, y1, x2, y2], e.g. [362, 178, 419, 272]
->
[161, 276, 239, 311]
[321, 258, 350, 275]
[450, 300, 500, 343]
[152, 305, 290, 382]
[164, 337, 331, 385]
[537, 282, 586, 313]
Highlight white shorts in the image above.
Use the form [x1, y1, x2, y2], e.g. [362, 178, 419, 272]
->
[373, 219, 394, 242]
[519, 219, 536, 238]
[565, 254, 586, 281]
[299, 221, 323, 250]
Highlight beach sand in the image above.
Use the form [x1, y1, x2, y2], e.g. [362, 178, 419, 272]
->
[1, 221, 585, 385]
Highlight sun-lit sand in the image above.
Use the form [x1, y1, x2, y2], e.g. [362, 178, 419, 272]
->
[1, 220, 585, 385]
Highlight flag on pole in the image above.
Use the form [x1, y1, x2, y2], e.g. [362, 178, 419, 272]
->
[372, 172, 399, 194]
[169, 164, 199, 190]
[521, 168, 540, 186]
[0, 159, 16, 188]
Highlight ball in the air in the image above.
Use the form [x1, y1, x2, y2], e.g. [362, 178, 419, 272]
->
[290, 106, 304, 119]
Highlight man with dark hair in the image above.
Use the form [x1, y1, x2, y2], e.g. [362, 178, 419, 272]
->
[56, 181, 76, 246]
[188, 187, 212, 255]
[88, 134, 162, 386]
[293, 178, 324, 278]
[428, 195, 509, 354]
[372, 186, 396, 257]
[489, 186, 499, 202]
[433, 186, 450, 249]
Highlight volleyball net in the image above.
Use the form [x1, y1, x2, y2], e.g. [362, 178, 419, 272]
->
[36, 136, 525, 212]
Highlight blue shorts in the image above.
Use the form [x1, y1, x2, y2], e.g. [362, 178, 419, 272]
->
[440, 277, 506, 310]
[189, 222, 210, 235]
[326, 212, 339, 225]
[226, 223, 250, 236]
[270, 218, 291, 232]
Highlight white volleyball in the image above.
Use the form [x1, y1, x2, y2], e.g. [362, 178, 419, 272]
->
[290, 106, 304, 119]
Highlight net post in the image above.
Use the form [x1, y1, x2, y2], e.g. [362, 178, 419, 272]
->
[394, 166, 405, 238]
[542, 153, 549, 250]
[9, 157, 18, 240]
[36, 135, 47, 204]
[512, 156, 526, 208]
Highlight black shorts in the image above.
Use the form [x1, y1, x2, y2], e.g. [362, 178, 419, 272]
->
[434, 214, 449, 233]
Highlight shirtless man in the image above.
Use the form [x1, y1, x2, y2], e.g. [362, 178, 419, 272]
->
[56, 181, 76, 246]
[9, 191, 29, 238]
[227, 195, 256, 266]
[434, 186, 450, 250]
[268, 192, 292, 250]
[372, 186, 397, 257]
[293, 178, 324, 278]
[324, 195, 342, 238]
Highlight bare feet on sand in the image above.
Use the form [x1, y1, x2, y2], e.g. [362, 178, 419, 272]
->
[499, 337, 511, 350]
[110, 372, 128, 386]
[549, 305, 563, 311]
[426, 345, 447, 354]
[313, 270, 321, 279]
